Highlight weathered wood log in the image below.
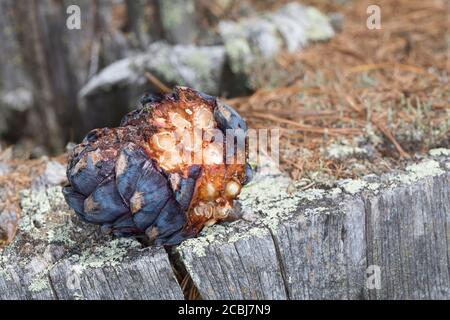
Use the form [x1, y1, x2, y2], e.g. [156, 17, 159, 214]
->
[49, 239, 183, 300]
[218, 2, 335, 81]
[176, 150, 450, 299]
[175, 173, 367, 299]
[0, 185, 183, 300]
[364, 169, 450, 299]
[156, 0, 199, 45]
[1, 0, 157, 150]
[8, 0, 85, 152]
[1, 149, 449, 299]
[125, 0, 164, 49]
[0, 187, 90, 299]
[0, 1, 34, 141]
[176, 222, 288, 299]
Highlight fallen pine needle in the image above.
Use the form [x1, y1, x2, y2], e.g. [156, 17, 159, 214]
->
[145, 72, 171, 93]
[376, 122, 410, 158]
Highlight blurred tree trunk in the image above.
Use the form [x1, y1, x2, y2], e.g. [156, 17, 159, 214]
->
[4, 0, 134, 153]
[155, 0, 199, 44]
[0, 1, 33, 143]
[9, 0, 80, 153]
[125, 0, 164, 49]
[0, 0, 215, 154]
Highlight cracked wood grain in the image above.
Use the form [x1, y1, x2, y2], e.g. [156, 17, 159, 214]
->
[177, 155, 450, 300]
[363, 174, 450, 299]
[177, 223, 288, 299]
[0, 186, 184, 300]
[1, 154, 449, 299]
[267, 198, 367, 299]
[49, 245, 183, 300]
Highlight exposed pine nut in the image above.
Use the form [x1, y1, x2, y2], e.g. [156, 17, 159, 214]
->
[194, 107, 214, 129]
[169, 112, 191, 129]
[193, 202, 214, 218]
[225, 180, 241, 198]
[152, 132, 176, 151]
[206, 182, 217, 199]
[181, 129, 202, 152]
[159, 150, 182, 170]
[214, 206, 230, 219]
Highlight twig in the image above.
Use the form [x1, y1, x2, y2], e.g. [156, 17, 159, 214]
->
[346, 63, 433, 76]
[248, 113, 362, 136]
[376, 122, 410, 158]
[299, 181, 315, 191]
[145, 72, 171, 93]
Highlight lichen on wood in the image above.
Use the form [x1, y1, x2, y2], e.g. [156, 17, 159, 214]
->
[2, 150, 449, 299]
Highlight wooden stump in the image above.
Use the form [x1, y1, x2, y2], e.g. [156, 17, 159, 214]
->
[0, 186, 183, 300]
[1, 150, 449, 299]
[177, 150, 450, 300]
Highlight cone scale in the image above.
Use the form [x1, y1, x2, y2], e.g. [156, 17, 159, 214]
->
[63, 87, 251, 246]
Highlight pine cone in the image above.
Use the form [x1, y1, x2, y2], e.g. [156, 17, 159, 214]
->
[63, 87, 252, 246]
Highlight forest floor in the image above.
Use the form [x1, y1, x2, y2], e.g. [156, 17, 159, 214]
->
[229, 0, 449, 182]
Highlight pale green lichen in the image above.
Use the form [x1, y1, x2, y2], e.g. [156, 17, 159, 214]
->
[340, 179, 381, 195]
[340, 179, 367, 195]
[366, 182, 380, 192]
[0, 254, 11, 281]
[323, 143, 368, 160]
[395, 159, 445, 184]
[179, 222, 270, 258]
[45, 220, 80, 246]
[20, 187, 65, 224]
[308, 171, 336, 188]
[220, 2, 334, 78]
[239, 175, 327, 230]
[73, 292, 85, 300]
[239, 177, 298, 229]
[327, 187, 343, 199]
[19, 189, 51, 232]
[224, 38, 252, 74]
[183, 51, 215, 92]
[297, 188, 325, 201]
[227, 226, 268, 243]
[143, 42, 224, 95]
[27, 255, 58, 293]
[429, 148, 450, 157]
[151, 61, 180, 84]
[29, 275, 50, 293]
[304, 7, 335, 41]
[303, 206, 329, 216]
[19, 186, 77, 245]
[71, 238, 140, 273]
[406, 160, 445, 177]
[184, 51, 211, 74]
[160, 0, 194, 28]
[0, 269, 11, 282]
[178, 230, 220, 258]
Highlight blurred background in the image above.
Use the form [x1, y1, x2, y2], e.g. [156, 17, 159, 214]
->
[0, 0, 448, 168]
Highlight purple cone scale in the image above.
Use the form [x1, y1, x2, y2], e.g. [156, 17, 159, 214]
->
[63, 87, 251, 246]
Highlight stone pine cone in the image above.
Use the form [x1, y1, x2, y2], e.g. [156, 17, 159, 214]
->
[63, 87, 252, 246]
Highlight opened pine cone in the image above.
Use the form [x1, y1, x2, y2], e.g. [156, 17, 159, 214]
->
[63, 87, 252, 246]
